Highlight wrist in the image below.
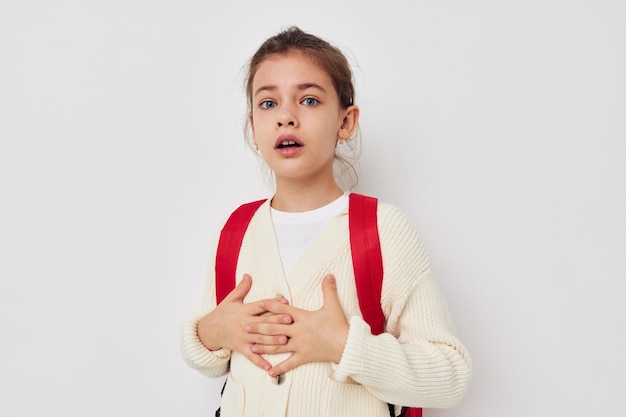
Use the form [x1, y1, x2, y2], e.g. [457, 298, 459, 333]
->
[197, 313, 222, 351]
[332, 322, 350, 364]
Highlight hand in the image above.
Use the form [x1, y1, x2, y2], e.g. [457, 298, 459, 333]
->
[197, 274, 293, 371]
[245, 275, 349, 376]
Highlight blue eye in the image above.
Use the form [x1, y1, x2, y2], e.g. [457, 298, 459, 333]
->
[302, 97, 319, 106]
[260, 100, 276, 109]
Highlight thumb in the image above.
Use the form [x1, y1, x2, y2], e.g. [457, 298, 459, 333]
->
[226, 273, 252, 302]
[321, 275, 340, 307]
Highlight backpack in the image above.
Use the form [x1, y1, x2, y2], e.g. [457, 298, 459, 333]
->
[214, 193, 422, 417]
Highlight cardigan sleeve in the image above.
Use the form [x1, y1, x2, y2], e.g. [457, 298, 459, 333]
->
[180, 235, 232, 378]
[332, 204, 472, 408]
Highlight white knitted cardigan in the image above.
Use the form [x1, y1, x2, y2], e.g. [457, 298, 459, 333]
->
[181, 200, 472, 417]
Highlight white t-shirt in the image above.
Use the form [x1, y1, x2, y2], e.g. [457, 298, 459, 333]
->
[271, 193, 349, 275]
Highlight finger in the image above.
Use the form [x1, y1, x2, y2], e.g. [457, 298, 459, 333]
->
[257, 296, 290, 305]
[259, 299, 294, 315]
[224, 274, 253, 303]
[254, 313, 293, 325]
[251, 340, 292, 354]
[245, 322, 292, 337]
[321, 275, 340, 307]
[255, 296, 289, 317]
[268, 355, 300, 377]
[242, 348, 272, 371]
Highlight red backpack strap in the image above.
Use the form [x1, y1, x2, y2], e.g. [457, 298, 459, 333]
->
[215, 199, 266, 304]
[349, 193, 385, 335]
[349, 194, 422, 417]
[404, 407, 423, 417]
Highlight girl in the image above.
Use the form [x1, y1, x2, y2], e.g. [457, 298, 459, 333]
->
[181, 27, 471, 417]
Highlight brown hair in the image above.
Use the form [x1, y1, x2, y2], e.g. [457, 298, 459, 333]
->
[243, 26, 360, 189]
[245, 26, 355, 111]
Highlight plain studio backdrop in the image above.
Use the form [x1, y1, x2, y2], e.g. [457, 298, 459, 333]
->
[1, 1, 624, 416]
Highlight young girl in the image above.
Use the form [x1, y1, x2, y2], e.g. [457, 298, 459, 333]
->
[181, 27, 471, 417]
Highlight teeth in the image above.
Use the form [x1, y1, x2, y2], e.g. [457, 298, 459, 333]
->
[281, 140, 296, 146]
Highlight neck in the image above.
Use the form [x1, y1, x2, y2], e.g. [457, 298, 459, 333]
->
[272, 176, 344, 212]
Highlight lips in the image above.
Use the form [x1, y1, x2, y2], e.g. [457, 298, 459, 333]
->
[274, 134, 304, 157]
[275, 134, 303, 149]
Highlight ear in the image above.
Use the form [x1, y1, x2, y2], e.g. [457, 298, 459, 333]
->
[337, 105, 360, 140]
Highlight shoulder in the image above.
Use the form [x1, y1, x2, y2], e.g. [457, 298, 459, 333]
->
[376, 201, 416, 235]
[348, 193, 417, 235]
[377, 201, 408, 218]
[349, 194, 413, 230]
[376, 201, 431, 274]
[219, 198, 271, 228]
[376, 201, 418, 244]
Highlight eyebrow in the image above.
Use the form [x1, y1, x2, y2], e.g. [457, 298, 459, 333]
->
[254, 83, 327, 97]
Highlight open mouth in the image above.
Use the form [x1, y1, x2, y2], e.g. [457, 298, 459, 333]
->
[275, 135, 303, 149]
[276, 140, 302, 149]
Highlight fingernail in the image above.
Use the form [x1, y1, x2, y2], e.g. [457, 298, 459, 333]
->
[245, 325, 252, 332]
[327, 276, 335, 283]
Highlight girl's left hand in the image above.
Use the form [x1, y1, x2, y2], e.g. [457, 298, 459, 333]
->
[245, 275, 349, 376]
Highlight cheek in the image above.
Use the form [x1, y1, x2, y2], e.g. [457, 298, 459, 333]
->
[252, 110, 271, 127]
[250, 114, 264, 136]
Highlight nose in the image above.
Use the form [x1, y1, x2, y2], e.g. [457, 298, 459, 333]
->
[277, 105, 298, 128]
[278, 120, 295, 127]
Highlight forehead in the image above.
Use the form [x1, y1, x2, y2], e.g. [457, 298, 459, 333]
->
[252, 52, 334, 92]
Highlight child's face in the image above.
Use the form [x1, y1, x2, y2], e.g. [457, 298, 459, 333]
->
[250, 52, 358, 186]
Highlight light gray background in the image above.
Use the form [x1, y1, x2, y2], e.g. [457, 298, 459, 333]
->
[1, 1, 624, 416]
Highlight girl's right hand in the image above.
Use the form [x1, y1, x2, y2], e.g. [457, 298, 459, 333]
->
[197, 274, 292, 371]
